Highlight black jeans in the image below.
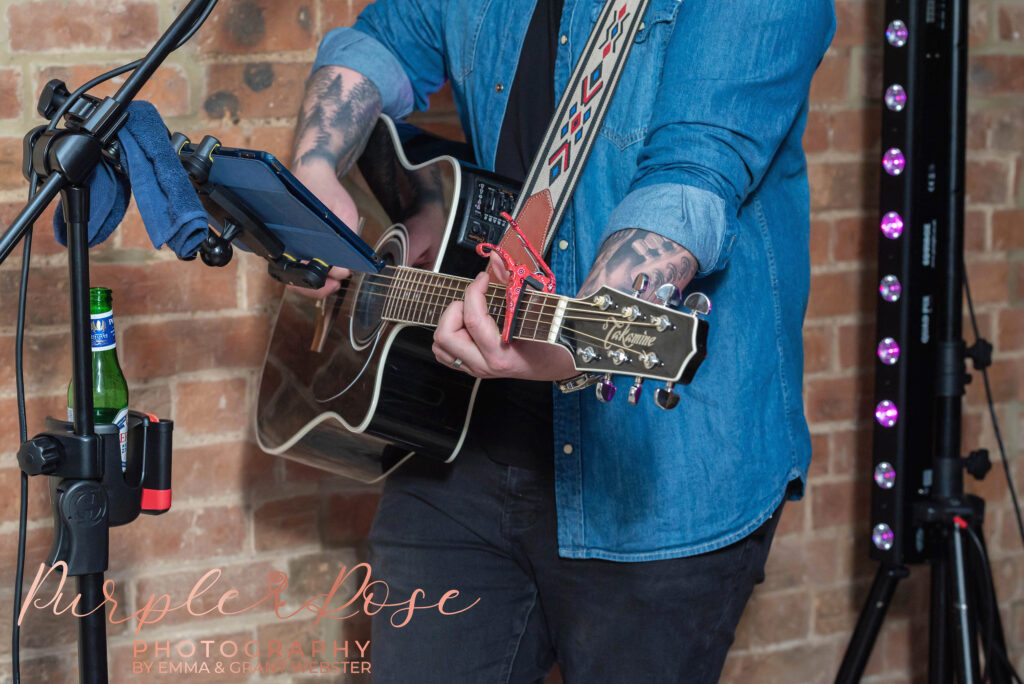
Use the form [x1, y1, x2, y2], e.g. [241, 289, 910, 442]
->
[367, 445, 783, 683]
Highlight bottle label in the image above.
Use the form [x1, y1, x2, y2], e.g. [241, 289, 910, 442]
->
[114, 407, 128, 472]
[90, 311, 116, 351]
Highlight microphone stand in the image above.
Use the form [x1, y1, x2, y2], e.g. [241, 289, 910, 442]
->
[0, 2, 217, 681]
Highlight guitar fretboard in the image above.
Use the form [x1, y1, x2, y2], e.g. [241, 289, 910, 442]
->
[379, 266, 559, 343]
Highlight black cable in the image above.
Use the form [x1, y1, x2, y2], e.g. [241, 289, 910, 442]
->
[965, 525, 1023, 683]
[8, 4, 219, 681]
[11, 172, 37, 684]
[963, 270, 1024, 550]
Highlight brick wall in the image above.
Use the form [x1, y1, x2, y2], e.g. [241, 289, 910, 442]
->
[0, 0, 1020, 682]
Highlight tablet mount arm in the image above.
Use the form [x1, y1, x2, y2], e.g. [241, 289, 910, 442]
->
[173, 132, 330, 289]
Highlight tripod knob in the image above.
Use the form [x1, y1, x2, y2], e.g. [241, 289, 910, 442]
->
[18, 435, 63, 475]
[963, 449, 991, 481]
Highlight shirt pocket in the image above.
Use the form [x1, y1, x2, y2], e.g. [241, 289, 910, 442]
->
[593, 0, 682, 149]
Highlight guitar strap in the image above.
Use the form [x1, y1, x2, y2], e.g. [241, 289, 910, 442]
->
[491, 0, 652, 275]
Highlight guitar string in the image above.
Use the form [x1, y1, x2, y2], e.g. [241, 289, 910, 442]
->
[357, 268, 667, 322]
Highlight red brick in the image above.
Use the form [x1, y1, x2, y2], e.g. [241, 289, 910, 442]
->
[243, 252, 285, 309]
[0, 331, 73, 395]
[999, 5, 1024, 41]
[803, 109, 829, 154]
[0, 467, 51, 525]
[720, 642, 841, 684]
[806, 269, 873, 319]
[969, 55, 1024, 96]
[0, 394, 66, 448]
[254, 494, 320, 551]
[966, 357, 1024, 404]
[0, 68, 21, 119]
[837, 321, 875, 371]
[993, 209, 1024, 249]
[245, 126, 295, 165]
[203, 62, 312, 121]
[0, 137, 25, 191]
[7, 1, 160, 52]
[95, 259, 239, 316]
[132, 560, 279, 629]
[109, 629, 252, 684]
[321, 492, 380, 546]
[36, 64, 190, 118]
[858, 50, 884, 100]
[809, 219, 831, 265]
[173, 377, 249, 434]
[120, 315, 270, 381]
[965, 209, 987, 252]
[833, 0, 883, 48]
[109, 505, 247, 566]
[811, 478, 871, 529]
[831, 108, 881, 154]
[809, 50, 851, 104]
[805, 374, 873, 425]
[198, 0, 314, 54]
[833, 215, 877, 263]
[828, 427, 873, 477]
[322, 1, 363, 32]
[971, 0, 991, 45]
[173, 441, 280, 499]
[998, 308, 1024, 351]
[732, 589, 811, 649]
[803, 325, 832, 374]
[0, 201, 65, 255]
[963, 258, 1009, 303]
[808, 160, 878, 212]
[966, 160, 1010, 204]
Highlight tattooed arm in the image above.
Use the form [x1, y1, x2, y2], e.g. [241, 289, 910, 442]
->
[287, 66, 383, 298]
[292, 66, 383, 231]
[579, 229, 698, 302]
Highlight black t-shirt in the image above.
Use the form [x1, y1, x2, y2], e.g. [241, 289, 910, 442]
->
[464, 0, 565, 469]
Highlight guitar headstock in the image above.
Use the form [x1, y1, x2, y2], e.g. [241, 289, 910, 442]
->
[555, 282, 709, 409]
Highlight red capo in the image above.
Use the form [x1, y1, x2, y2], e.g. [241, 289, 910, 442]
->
[476, 212, 557, 343]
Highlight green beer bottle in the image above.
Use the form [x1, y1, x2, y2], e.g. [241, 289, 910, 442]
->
[67, 287, 130, 471]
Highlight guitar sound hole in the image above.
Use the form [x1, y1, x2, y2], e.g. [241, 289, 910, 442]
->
[351, 240, 402, 346]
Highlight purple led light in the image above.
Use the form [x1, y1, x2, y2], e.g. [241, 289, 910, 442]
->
[875, 400, 899, 428]
[874, 462, 896, 490]
[879, 275, 902, 303]
[883, 148, 906, 176]
[880, 212, 904, 240]
[886, 20, 908, 47]
[877, 337, 901, 365]
[872, 523, 895, 551]
[885, 84, 907, 112]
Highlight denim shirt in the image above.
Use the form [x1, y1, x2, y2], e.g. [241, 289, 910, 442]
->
[315, 0, 836, 561]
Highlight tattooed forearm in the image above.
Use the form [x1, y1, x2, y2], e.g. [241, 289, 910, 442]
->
[578, 228, 698, 302]
[293, 66, 383, 178]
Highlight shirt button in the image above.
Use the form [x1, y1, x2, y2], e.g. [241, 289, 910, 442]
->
[560, 34, 568, 45]
[558, 239, 569, 251]
[563, 444, 574, 455]
[495, 83, 504, 93]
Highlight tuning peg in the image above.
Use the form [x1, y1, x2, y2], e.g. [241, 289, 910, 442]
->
[631, 273, 651, 298]
[683, 292, 711, 315]
[654, 382, 680, 410]
[628, 378, 644, 405]
[655, 283, 681, 308]
[596, 374, 616, 402]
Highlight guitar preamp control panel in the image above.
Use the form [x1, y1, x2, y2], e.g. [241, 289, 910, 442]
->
[454, 170, 521, 251]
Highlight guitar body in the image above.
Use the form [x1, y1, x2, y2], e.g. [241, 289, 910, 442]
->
[254, 116, 709, 483]
[256, 117, 508, 482]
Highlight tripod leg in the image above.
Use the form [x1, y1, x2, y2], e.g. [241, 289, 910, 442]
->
[930, 553, 953, 684]
[77, 574, 109, 683]
[835, 564, 908, 684]
[951, 523, 981, 683]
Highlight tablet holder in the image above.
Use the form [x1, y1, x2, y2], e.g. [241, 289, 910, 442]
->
[173, 132, 331, 290]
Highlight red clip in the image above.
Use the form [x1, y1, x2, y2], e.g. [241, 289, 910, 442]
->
[953, 515, 969, 529]
[476, 212, 557, 343]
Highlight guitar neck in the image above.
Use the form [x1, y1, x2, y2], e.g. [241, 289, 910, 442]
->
[379, 266, 564, 344]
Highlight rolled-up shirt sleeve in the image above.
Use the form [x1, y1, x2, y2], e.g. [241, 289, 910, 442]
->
[312, 0, 448, 120]
[602, 0, 835, 277]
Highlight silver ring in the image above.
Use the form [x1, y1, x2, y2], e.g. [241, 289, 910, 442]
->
[452, 358, 463, 369]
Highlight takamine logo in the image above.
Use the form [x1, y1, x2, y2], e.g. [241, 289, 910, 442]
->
[602, 321, 657, 349]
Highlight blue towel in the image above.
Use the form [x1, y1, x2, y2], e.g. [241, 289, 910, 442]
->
[54, 101, 208, 258]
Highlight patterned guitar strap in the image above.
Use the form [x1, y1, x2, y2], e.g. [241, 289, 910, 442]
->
[482, 0, 652, 343]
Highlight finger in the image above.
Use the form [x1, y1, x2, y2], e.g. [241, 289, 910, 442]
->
[488, 251, 509, 284]
[327, 266, 351, 280]
[462, 272, 503, 355]
[434, 301, 489, 372]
